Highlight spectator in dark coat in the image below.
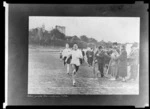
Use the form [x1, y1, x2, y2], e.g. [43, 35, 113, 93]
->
[86, 48, 94, 67]
[95, 46, 106, 77]
[116, 45, 127, 81]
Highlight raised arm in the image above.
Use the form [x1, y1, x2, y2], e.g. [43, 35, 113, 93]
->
[65, 50, 72, 62]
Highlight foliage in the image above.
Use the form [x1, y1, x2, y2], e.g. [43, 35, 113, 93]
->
[29, 27, 116, 48]
[70, 35, 81, 43]
[80, 35, 89, 43]
[50, 28, 65, 40]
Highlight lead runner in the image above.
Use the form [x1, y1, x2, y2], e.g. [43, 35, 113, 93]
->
[69, 44, 83, 86]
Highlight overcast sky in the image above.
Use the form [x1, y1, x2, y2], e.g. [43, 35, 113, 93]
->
[29, 17, 140, 43]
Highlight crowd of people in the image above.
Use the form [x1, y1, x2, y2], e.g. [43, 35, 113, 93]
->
[59, 42, 139, 86]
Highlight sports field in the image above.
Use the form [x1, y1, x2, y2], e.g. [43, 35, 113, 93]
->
[28, 46, 139, 95]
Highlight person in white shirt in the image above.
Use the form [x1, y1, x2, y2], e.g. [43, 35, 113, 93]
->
[62, 43, 72, 74]
[69, 44, 83, 86]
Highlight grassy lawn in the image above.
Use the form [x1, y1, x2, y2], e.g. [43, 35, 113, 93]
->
[28, 47, 139, 95]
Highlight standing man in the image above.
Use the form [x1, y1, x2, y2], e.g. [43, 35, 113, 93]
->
[103, 48, 111, 76]
[86, 47, 90, 66]
[86, 47, 94, 67]
[95, 46, 106, 78]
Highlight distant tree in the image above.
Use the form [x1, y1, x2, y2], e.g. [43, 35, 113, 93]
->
[87, 43, 95, 49]
[50, 28, 66, 40]
[29, 28, 39, 43]
[88, 37, 97, 43]
[42, 30, 52, 45]
[76, 41, 87, 49]
[112, 42, 118, 45]
[80, 35, 89, 43]
[71, 35, 80, 42]
[29, 28, 37, 37]
[97, 40, 106, 47]
[65, 36, 73, 41]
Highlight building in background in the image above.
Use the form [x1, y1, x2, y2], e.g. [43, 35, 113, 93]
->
[55, 25, 66, 35]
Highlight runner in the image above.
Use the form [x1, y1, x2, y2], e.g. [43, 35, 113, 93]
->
[69, 44, 83, 86]
[62, 43, 72, 74]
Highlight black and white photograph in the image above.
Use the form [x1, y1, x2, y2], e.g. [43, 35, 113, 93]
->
[5, 3, 148, 107]
[28, 17, 140, 95]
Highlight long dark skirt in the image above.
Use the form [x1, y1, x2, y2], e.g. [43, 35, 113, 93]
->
[129, 64, 138, 80]
[108, 60, 117, 75]
[108, 64, 118, 77]
[117, 61, 127, 78]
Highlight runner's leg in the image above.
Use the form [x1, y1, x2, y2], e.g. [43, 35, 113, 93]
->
[72, 64, 76, 86]
[67, 64, 70, 74]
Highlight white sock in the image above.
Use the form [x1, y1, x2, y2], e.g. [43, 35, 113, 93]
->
[67, 64, 69, 73]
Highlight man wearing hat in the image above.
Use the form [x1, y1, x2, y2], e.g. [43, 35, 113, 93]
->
[86, 47, 94, 67]
[127, 43, 139, 81]
[95, 46, 106, 77]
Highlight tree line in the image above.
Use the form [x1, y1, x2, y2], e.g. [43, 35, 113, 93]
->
[29, 27, 117, 49]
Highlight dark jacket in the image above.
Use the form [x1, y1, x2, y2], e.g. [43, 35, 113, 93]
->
[116, 50, 127, 77]
[86, 50, 94, 58]
[82, 50, 85, 57]
[95, 50, 106, 64]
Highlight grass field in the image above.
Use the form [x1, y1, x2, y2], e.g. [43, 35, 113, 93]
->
[28, 47, 139, 95]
